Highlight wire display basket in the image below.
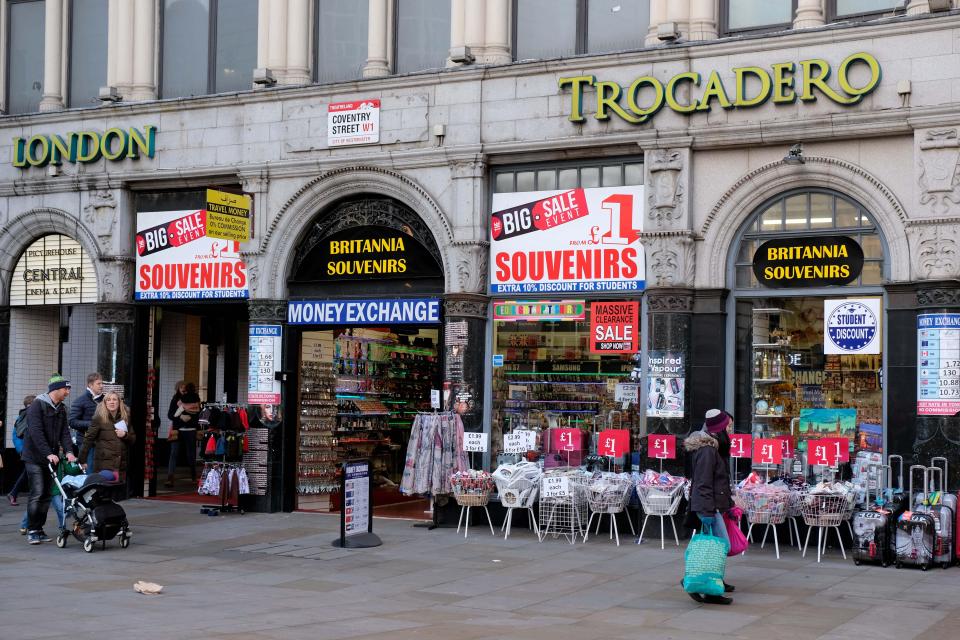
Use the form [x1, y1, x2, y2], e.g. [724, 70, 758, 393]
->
[493, 462, 542, 539]
[738, 488, 790, 559]
[453, 490, 492, 507]
[451, 471, 496, 538]
[801, 493, 850, 562]
[538, 470, 589, 545]
[583, 474, 636, 546]
[635, 480, 687, 549]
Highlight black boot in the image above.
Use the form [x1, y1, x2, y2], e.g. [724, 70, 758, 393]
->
[702, 595, 733, 605]
[724, 582, 735, 592]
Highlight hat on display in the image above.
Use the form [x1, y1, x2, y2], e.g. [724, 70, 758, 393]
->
[704, 409, 732, 434]
[48, 374, 71, 393]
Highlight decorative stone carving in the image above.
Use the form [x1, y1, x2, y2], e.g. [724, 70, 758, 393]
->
[911, 224, 960, 280]
[646, 291, 694, 313]
[99, 260, 133, 303]
[646, 149, 686, 227]
[918, 129, 960, 215]
[643, 234, 695, 288]
[917, 287, 960, 307]
[248, 299, 288, 324]
[240, 173, 269, 194]
[452, 242, 489, 294]
[96, 303, 135, 324]
[246, 261, 260, 294]
[82, 191, 118, 252]
[444, 294, 488, 319]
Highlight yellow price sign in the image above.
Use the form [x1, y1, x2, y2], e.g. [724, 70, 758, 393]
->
[205, 189, 251, 242]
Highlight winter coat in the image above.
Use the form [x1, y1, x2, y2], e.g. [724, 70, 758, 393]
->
[21, 394, 73, 466]
[68, 388, 102, 433]
[80, 411, 136, 477]
[684, 430, 732, 517]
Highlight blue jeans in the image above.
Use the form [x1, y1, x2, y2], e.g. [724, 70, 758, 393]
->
[21, 494, 64, 530]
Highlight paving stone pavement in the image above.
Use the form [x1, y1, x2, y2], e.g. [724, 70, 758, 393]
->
[1, 498, 959, 639]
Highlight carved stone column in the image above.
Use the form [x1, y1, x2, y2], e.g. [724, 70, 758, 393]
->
[443, 294, 488, 448]
[916, 129, 960, 217]
[248, 299, 288, 325]
[96, 303, 136, 394]
[794, 0, 825, 29]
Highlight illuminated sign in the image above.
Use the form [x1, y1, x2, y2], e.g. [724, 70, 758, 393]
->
[560, 53, 881, 124]
[493, 300, 586, 321]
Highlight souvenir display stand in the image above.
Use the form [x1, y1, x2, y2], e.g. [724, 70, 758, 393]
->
[492, 462, 542, 539]
[538, 470, 589, 545]
[582, 473, 635, 546]
[451, 470, 495, 538]
[635, 471, 687, 549]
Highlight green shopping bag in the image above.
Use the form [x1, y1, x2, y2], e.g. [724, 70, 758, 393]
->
[682, 520, 729, 597]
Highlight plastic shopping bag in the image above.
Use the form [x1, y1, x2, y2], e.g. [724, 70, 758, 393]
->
[724, 508, 749, 556]
[682, 520, 729, 597]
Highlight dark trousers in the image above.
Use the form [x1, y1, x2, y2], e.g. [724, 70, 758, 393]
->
[24, 462, 53, 532]
[9, 468, 27, 498]
[168, 430, 197, 479]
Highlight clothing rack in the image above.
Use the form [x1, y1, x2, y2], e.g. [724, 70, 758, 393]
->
[199, 461, 247, 515]
[400, 411, 467, 530]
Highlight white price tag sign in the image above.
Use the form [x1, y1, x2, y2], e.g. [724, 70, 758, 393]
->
[430, 389, 441, 410]
[614, 383, 639, 403]
[542, 476, 570, 498]
[503, 432, 526, 453]
[463, 432, 488, 452]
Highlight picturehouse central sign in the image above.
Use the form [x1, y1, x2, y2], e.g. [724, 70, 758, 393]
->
[559, 52, 881, 124]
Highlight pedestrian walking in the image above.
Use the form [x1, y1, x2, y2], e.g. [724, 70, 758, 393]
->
[68, 372, 104, 468]
[19, 459, 82, 535]
[6, 395, 34, 506]
[22, 375, 77, 544]
[80, 392, 135, 482]
[683, 409, 736, 605]
[165, 381, 200, 488]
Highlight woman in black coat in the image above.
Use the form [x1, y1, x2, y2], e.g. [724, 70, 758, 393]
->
[683, 409, 735, 605]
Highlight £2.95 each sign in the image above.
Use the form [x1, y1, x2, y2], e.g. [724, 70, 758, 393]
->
[490, 186, 645, 294]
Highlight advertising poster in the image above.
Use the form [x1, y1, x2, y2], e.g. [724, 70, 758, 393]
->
[205, 189, 251, 242]
[590, 301, 640, 353]
[824, 297, 881, 355]
[646, 351, 684, 418]
[917, 313, 960, 415]
[343, 460, 370, 537]
[489, 186, 645, 294]
[797, 408, 857, 453]
[135, 210, 248, 300]
[248, 325, 282, 405]
[328, 99, 380, 147]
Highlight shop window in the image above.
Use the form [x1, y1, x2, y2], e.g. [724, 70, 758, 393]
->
[7, 0, 45, 115]
[492, 159, 645, 194]
[161, 0, 258, 99]
[827, 0, 902, 22]
[315, 0, 368, 84]
[516, 171, 536, 192]
[515, 0, 650, 61]
[720, 0, 796, 35]
[395, 0, 451, 74]
[733, 190, 886, 290]
[68, 0, 108, 108]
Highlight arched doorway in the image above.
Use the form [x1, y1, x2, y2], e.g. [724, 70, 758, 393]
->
[285, 196, 444, 516]
[726, 188, 888, 476]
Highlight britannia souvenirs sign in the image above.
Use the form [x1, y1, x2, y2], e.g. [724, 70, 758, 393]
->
[752, 236, 864, 288]
[10, 235, 98, 305]
[559, 53, 881, 123]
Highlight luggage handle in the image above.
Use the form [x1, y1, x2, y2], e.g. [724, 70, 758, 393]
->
[931, 456, 949, 493]
[909, 465, 927, 510]
[928, 466, 944, 496]
[866, 463, 889, 505]
[888, 455, 904, 491]
[606, 410, 623, 431]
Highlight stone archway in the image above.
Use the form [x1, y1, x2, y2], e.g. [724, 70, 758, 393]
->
[0, 208, 102, 305]
[260, 166, 453, 299]
[697, 156, 910, 289]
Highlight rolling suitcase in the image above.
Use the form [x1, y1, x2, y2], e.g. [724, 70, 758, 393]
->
[931, 456, 960, 564]
[924, 464, 954, 569]
[895, 465, 936, 571]
[852, 464, 896, 566]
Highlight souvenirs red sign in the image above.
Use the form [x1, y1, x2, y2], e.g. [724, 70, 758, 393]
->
[752, 438, 783, 465]
[729, 434, 752, 459]
[551, 428, 582, 452]
[648, 434, 676, 460]
[774, 435, 795, 459]
[590, 301, 640, 354]
[598, 429, 630, 457]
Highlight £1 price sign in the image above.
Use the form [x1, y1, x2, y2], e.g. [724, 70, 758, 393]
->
[552, 428, 582, 452]
[648, 434, 676, 460]
[820, 437, 850, 463]
[807, 439, 837, 467]
[752, 438, 783, 465]
[774, 435, 795, 459]
[599, 429, 630, 458]
[729, 434, 752, 458]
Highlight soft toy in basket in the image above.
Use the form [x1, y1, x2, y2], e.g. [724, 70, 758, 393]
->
[450, 470, 495, 537]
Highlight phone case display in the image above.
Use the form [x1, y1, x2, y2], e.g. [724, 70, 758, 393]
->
[491, 311, 640, 463]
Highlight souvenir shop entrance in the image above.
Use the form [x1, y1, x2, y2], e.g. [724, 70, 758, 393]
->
[728, 189, 888, 475]
[284, 196, 446, 516]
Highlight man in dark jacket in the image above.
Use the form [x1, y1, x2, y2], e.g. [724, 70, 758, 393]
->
[683, 409, 735, 605]
[68, 372, 103, 465]
[22, 374, 77, 545]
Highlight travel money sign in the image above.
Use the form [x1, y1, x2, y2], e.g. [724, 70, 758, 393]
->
[752, 236, 863, 288]
[559, 53, 881, 124]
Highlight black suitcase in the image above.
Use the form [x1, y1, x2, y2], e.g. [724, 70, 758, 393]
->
[852, 462, 903, 567]
[896, 465, 937, 570]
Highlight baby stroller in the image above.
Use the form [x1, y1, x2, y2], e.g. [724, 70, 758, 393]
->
[50, 464, 132, 553]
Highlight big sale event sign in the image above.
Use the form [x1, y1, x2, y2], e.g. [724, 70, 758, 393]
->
[135, 210, 249, 300]
[489, 186, 645, 294]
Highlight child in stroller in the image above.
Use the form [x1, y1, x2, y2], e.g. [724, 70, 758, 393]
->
[50, 463, 132, 552]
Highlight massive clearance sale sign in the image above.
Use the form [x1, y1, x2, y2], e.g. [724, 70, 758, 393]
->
[135, 210, 249, 300]
[489, 186, 645, 294]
